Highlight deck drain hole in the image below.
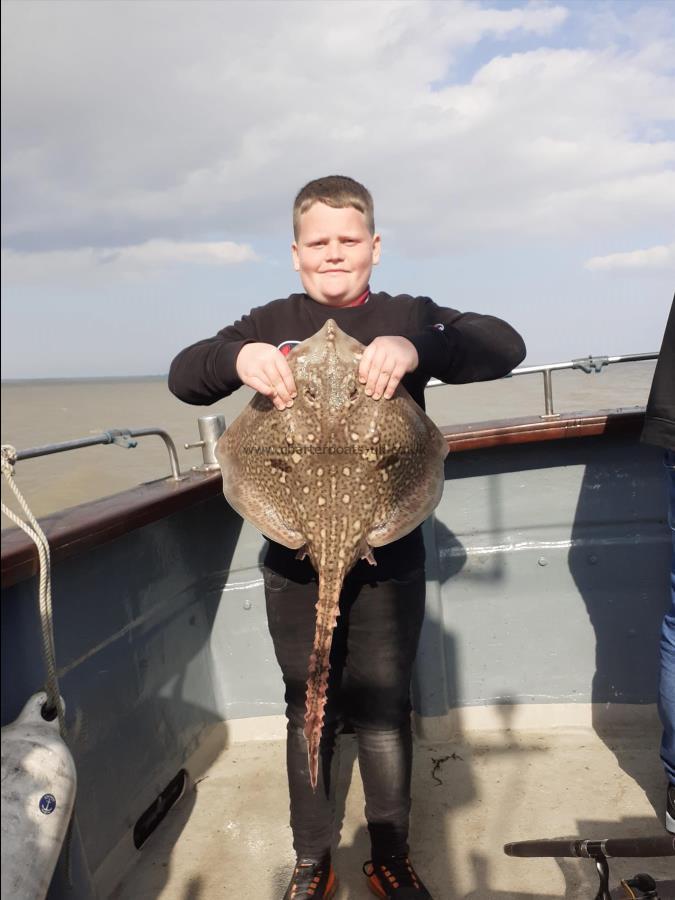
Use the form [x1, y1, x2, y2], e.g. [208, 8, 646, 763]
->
[133, 769, 188, 849]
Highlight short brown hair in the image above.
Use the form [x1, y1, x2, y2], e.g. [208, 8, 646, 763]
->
[293, 175, 375, 238]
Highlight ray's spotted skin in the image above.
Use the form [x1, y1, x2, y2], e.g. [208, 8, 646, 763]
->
[216, 320, 448, 789]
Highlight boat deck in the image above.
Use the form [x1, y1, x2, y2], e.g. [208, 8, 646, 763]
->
[112, 714, 674, 899]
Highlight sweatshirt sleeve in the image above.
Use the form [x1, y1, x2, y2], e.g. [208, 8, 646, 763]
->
[406, 297, 526, 384]
[168, 309, 261, 405]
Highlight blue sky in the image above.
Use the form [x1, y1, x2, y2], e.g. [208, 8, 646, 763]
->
[2, 0, 673, 378]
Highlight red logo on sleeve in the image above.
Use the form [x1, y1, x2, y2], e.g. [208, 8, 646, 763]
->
[277, 340, 300, 357]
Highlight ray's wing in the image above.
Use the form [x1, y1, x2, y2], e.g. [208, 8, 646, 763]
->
[366, 392, 448, 548]
[215, 399, 305, 549]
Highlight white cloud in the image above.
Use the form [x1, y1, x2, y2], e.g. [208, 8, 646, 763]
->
[109, 239, 257, 267]
[1, 239, 258, 285]
[1, 0, 673, 260]
[584, 241, 675, 272]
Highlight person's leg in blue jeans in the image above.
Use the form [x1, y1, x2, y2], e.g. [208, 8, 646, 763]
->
[660, 449, 675, 832]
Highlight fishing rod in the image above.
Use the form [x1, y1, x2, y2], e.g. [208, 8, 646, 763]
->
[504, 834, 675, 899]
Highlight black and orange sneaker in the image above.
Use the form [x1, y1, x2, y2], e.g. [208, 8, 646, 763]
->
[282, 855, 338, 899]
[363, 856, 433, 899]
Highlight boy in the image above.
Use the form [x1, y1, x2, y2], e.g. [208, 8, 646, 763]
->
[169, 175, 526, 899]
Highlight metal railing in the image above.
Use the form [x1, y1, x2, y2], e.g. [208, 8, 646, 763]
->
[13, 428, 183, 481]
[427, 352, 658, 417]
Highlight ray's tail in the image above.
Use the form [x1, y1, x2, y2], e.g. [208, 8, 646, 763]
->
[303, 571, 345, 790]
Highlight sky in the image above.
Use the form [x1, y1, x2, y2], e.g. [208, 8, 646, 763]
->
[1, 0, 674, 379]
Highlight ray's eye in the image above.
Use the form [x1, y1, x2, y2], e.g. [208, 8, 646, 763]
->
[348, 379, 358, 401]
[305, 385, 317, 401]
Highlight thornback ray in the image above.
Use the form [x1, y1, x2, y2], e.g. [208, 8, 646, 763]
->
[216, 319, 448, 789]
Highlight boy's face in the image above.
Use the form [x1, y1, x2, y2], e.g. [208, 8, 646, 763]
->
[292, 202, 381, 307]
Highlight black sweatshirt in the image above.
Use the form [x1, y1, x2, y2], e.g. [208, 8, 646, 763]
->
[169, 291, 526, 411]
[641, 295, 675, 451]
[168, 291, 526, 579]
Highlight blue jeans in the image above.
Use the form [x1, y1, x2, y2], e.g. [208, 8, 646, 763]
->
[660, 449, 675, 784]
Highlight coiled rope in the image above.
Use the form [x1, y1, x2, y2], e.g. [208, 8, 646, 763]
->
[1, 444, 64, 733]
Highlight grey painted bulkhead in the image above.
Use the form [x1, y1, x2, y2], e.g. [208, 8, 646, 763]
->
[0, 430, 670, 898]
[416, 435, 669, 718]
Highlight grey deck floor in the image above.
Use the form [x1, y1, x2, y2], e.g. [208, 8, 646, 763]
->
[113, 722, 675, 900]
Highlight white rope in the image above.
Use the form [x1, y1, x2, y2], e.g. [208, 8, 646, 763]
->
[1, 444, 64, 733]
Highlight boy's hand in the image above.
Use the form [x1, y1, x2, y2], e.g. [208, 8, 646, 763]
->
[236, 343, 297, 410]
[358, 336, 419, 400]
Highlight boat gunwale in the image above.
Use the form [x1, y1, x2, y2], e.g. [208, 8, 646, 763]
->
[1, 407, 646, 589]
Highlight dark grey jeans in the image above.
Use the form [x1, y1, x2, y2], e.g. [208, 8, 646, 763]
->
[264, 564, 426, 861]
